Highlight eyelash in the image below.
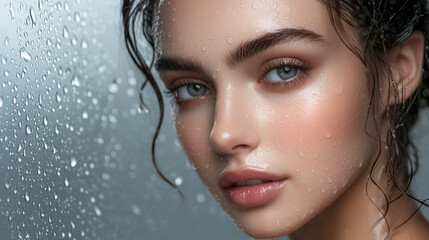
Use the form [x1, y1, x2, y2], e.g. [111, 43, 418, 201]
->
[164, 58, 312, 107]
[163, 78, 210, 107]
[259, 58, 311, 89]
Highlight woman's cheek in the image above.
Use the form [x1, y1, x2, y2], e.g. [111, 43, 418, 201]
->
[273, 72, 373, 191]
[173, 107, 221, 186]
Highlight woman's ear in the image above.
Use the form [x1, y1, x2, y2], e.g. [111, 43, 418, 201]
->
[387, 31, 425, 105]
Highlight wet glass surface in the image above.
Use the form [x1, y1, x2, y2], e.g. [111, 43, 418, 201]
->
[0, 0, 428, 239]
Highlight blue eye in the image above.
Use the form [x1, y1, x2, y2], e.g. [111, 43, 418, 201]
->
[266, 66, 300, 82]
[175, 83, 209, 100]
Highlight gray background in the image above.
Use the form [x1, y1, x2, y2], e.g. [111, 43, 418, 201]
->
[0, 0, 427, 239]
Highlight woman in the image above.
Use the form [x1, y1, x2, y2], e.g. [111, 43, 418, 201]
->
[122, 0, 429, 239]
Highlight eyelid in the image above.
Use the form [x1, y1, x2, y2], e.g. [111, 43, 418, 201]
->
[259, 58, 311, 77]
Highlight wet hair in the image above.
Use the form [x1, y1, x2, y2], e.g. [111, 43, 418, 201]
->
[122, 0, 429, 234]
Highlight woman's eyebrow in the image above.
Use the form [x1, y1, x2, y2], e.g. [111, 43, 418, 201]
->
[154, 28, 325, 74]
[226, 28, 325, 67]
[155, 57, 208, 75]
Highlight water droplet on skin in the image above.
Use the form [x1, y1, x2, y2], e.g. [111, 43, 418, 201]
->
[175, 177, 183, 186]
[19, 48, 32, 61]
[63, 26, 69, 39]
[227, 36, 233, 45]
[325, 167, 330, 172]
[25, 125, 32, 135]
[324, 131, 332, 139]
[298, 150, 304, 158]
[70, 157, 77, 167]
[252, 3, 259, 9]
[201, 46, 207, 52]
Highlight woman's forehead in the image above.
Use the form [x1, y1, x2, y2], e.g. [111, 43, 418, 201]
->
[154, 0, 338, 59]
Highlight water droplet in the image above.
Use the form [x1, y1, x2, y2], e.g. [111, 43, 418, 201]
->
[55, 93, 62, 102]
[94, 206, 102, 216]
[63, 26, 69, 39]
[25, 192, 30, 201]
[0, 96, 3, 108]
[70, 157, 77, 167]
[108, 82, 118, 93]
[325, 166, 330, 172]
[43, 116, 48, 126]
[25, 125, 32, 135]
[5, 183, 10, 189]
[82, 111, 88, 119]
[196, 193, 206, 203]
[324, 131, 332, 139]
[19, 48, 32, 61]
[81, 39, 88, 49]
[29, 7, 36, 25]
[1, 55, 6, 64]
[64, 177, 69, 187]
[38, 0, 43, 9]
[4, 37, 8, 46]
[298, 150, 305, 158]
[71, 75, 80, 87]
[71, 36, 78, 46]
[175, 177, 183, 186]
[131, 205, 141, 215]
[201, 46, 207, 52]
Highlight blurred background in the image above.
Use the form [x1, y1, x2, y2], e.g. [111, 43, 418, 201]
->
[0, 0, 428, 239]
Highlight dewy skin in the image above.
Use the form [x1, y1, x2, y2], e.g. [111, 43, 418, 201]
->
[124, 0, 429, 239]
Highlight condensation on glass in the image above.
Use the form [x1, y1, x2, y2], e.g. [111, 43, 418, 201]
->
[0, 0, 428, 240]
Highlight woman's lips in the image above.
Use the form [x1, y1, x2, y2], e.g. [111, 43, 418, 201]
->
[219, 169, 287, 207]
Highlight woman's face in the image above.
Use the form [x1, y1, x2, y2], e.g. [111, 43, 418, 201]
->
[155, 0, 380, 238]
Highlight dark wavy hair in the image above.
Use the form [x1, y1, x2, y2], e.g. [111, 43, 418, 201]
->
[122, 0, 429, 234]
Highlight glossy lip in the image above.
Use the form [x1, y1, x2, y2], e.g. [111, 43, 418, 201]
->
[219, 169, 287, 207]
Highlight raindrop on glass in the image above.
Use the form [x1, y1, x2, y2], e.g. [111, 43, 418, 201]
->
[82, 111, 88, 119]
[1, 55, 6, 64]
[70, 157, 77, 167]
[25, 125, 32, 135]
[108, 82, 118, 93]
[94, 206, 102, 216]
[81, 39, 88, 49]
[131, 205, 141, 215]
[64, 177, 69, 187]
[71, 75, 80, 87]
[29, 7, 36, 25]
[43, 116, 48, 126]
[175, 177, 183, 186]
[63, 26, 69, 39]
[4, 37, 8, 46]
[19, 48, 32, 61]
[0, 96, 3, 108]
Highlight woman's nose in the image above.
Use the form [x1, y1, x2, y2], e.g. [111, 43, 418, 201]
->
[209, 85, 259, 155]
